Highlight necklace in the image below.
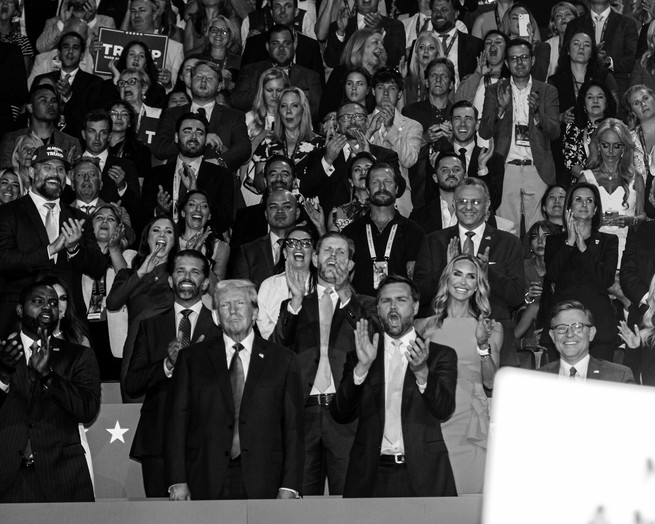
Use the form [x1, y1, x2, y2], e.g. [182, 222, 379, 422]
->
[600, 166, 616, 181]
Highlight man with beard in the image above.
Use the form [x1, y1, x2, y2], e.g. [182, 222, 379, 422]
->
[232, 189, 301, 288]
[367, 68, 422, 217]
[342, 163, 425, 298]
[142, 112, 234, 235]
[125, 249, 220, 497]
[0, 145, 105, 337]
[479, 39, 560, 233]
[271, 232, 376, 495]
[303, 102, 400, 216]
[330, 275, 457, 497]
[322, 0, 406, 68]
[31, 32, 103, 140]
[152, 61, 250, 172]
[413, 177, 524, 363]
[231, 25, 322, 120]
[0, 84, 81, 169]
[0, 281, 101, 502]
[429, 0, 482, 86]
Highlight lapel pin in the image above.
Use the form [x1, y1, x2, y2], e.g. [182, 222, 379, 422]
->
[593, 370, 599, 374]
[259, 353, 264, 358]
[485, 236, 491, 240]
[595, 239, 599, 245]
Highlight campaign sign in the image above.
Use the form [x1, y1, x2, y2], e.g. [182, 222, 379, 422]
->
[138, 115, 160, 145]
[94, 28, 168, 76]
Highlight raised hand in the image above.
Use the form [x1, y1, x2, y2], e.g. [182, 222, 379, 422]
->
[446, 236, 460, 263]
[62, 218, 85, 250]
[478, 138, 494, 168]
[475, 317, 495, 345]
[477, 246, 490, 273]
[180, 163, 198, 191]
[475, 50, 491, 76]
[156, 185, 173, 214]
[169, 483, 191, 501]
[107, 164, 127, 190]
[354, 319, 379, 374]
[30, 326, 52, 378]
[406, 337, 429, 377]
[0, 332, 24, 382]
[496, 79, 511, 112]
[324, 131, 348, 165]
[618, 321, 641, 349]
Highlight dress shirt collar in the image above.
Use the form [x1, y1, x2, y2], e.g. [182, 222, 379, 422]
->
[559, 354, 590, 380]
[175, 155, 203, 175]
[190, 100, 216, 121]
[384, 327, 417, 357]
[437, 26, 458, 39]
[61, 67, 80, 82]
[224, 329, 255, 375]
[458, 221, 486, 240]
[317, 283, 339, 307]
[84, 148, 108, 165]
[592, 6, 611, 21]
[74, 197, 100, 209]
[174, 300, 203, 318]
[29, 188, 60, 208]
[510, 74, 533, 93]
[453, 140, 475, 157]
[19, 331, 39, 364]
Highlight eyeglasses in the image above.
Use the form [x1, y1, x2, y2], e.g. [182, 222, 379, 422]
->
[455, 198, 487, 207]
[109, 110, 130, 119]
[209, 27, 230, 36]
[599, 141, 625, 151]
[338, 113, 367, 122]
[551, 322, 592, 334]
[507, 54, 531, 63]
[285, 238, 313, 248]
[117, 78, 139, 87]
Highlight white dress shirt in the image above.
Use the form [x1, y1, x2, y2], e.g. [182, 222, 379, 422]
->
[457, 222, 485, 256]
[506, 75, 534, 162]
[190, 100, 217, 122]
[558, 354, 590, 381]
[224, 329, 254, 377]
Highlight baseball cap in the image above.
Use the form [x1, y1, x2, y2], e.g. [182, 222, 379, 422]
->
[31, 145, 71, 169]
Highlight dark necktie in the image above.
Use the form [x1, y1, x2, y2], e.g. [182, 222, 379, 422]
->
[463, 231, 475, 255]
[570, 366, 577, 379]
[440, 34, 449, 56]
[196, 107, 206, 120]
[81, 204, 95, 215]
[179, 309, 192, 348]
[44, 202, 58, 243]
[459, 147, 468, 172]
[230, 343, 245, 459]
[419, 16, 430, 34]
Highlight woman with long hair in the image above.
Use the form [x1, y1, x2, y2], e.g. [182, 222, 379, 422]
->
[252, 86, 324, 193]
[11, 134, 42, 193]
[538, 182, 619, 362]
[327, 151, 372, 232]
[342, 66, 373, 112]
[403, 31, 439, 107]
[540, 184, 567, 229]
[107, 216, 178, 401]
[184, 0, 237, 56]
[545, 2, 578, 79]
[472, 0, 515, 39]
[197, 15, 242, 93]
[630, 20, 655, 92]
[0, 169, 22, 204]
[416, 254, 501, 494]
[501, 3, 548, 80]
[578, 118, 645, 261]
[257, 226, 317, 339]
[245, 68, 290, 143]
[110, 40, 167, 108]
[563, 80, 617, 181]
[320, 27, 387, 118]
[107, 100, 152, 180]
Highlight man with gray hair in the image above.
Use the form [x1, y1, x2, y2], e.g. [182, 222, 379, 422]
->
[165, 279, 304, 500]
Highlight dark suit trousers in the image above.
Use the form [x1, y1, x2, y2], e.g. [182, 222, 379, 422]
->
[371, 463, 416, 498]
[220, 457, 247, 499]
[0, 466, 46, 503]
[142, 457, 167, 498]
[303, 404, 354, 496]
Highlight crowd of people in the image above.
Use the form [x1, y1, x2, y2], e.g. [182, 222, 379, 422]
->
[0, 0, 652, 506]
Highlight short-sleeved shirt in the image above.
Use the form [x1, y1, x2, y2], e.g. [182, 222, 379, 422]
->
[343, 211, 425, 297]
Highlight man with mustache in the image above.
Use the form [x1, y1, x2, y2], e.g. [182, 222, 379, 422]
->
[0, 281, 101, 502]
[141, 112, 234, 235]
[0, 145, 105, 337]
[125, 249, 220, 497]
[303, 101, 400, 215]
[232, 189, 301, 288]
[330, 274, 457, 497]
[342, 163, 425, 297]
[271, 231, 376, 495]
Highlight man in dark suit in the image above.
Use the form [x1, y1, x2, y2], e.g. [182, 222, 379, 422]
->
[125, 250, 220, 497]
[322, 0, 406, 68]
[165, 279, 304, 500]
[564, 0, 638, 97]
[479, 39, 560, 233]
[0, 145, 105, 338]
[538, 299, 634, 383]
[0, 41, 28, 142]
[431, 0, 482, 84]
[0, 281, 101, 502]
[0, 84, 81, 169]
[32, 31, 103, 140]
[232, 189, 300, 288]
[241, 0, 323, 77]
[271, 232, 376, 495]
[142, 112, 235, 235]
[620, 221, 655, 384]
[413, 178, 524, 365]
[302, 102, 400, 215]
[152, 61, 250, 172]
[330, 275, 457, 497]
[231, 25, 323, 120]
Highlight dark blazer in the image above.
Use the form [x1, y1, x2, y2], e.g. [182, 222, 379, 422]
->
[620, 222, 655, 323]
[413, 224, 525, 319]
[565, 10, 638, 93]
[479, 79, 560, 185]
[241, 32, 324, 82]
[126, 305, 220, 460]
[0, 336, 100, 502]
[0, 128, 81, 170]
[151, 103, 250, 172]
[164, 334, 304, 499]
[437, 30, 483, 81]
[302, 144, 400, 215]
[141, 159, 235, 233]
[330, 337, 458, 498]
[323, 16, 406, 68]
[231, 61, 322, 120]
[271, 292, 376, 400]
[318, 64, 377, 119]
[33, 70, 104, 140]
[231, 234, 276, 288]
[0, 42, 27, 141]
[538, 357, 635, 383]
[0, 195, 106, 337]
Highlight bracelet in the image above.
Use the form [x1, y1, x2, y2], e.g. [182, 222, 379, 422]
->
[480, 354, 491, 362]
[476, 343, 490, 357]
[524, 292, 535, 305]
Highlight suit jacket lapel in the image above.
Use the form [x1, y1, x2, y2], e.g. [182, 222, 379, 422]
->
[194, 306, 217, 341]
[469, 145, 480, 176]
[241, 337, 266, 413]
[22, 196, 49, 247]
[371, 335, 386, 424]
[305, 293, 321, 349]
[588, 357, 602, 380]
[207, 337, 235, 415]
[262, 235, 275, 275]
[479, 224, 494, 258]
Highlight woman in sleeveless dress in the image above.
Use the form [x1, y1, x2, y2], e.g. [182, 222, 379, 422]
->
[415, 254, 502, 494]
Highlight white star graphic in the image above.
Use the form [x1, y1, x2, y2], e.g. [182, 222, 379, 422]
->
[106, 421, 129, 444]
